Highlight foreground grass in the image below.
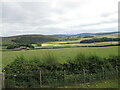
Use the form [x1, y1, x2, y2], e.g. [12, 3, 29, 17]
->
[61, 78, 118, 88]
[2, 46, 119, 65]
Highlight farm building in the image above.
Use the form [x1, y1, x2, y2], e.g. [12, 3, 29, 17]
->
[11, 46, 30, 51]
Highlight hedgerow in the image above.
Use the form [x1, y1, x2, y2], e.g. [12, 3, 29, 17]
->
[3, 53, 119, 88]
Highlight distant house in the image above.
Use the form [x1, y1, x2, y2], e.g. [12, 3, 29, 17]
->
[12, 46, 30, 51]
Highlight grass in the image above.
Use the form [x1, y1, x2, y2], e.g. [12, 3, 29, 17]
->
[42, 33, 119, 47]
[42, 41, 118, 47]
[94, 34, 119, 38]
[41, 38, 90, 46]
[2, 46, 119, 65]
[61, 78, 118, 88]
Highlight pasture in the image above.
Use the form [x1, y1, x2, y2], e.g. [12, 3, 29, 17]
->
[42, 41, 118, 47]
[41, 33, 119, 47]
[61, 78, 118, 88]
[2, 46, 119, 65]
[94, 33, 119, 38]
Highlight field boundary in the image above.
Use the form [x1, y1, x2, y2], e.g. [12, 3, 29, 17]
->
[36, 44, 120, 50]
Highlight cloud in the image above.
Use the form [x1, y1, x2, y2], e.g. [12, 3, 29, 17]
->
[1, 0, 119, 36]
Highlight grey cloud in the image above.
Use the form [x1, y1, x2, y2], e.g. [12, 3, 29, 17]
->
[101, 13, 111, 17]
[69, 27, 118, 34]
[1, 1, 118, 37]
[101, 11, 117, 17]
[2, 2, 60, 27]
[71, 20, 117, 28]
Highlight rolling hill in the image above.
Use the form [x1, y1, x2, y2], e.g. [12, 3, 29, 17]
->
[1, 34, 60, 46]
[1, 32, 119, 46]
[52, 31, 119, 37]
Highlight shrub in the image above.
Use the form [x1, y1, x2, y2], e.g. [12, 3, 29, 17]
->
[3, 53, 119, 88]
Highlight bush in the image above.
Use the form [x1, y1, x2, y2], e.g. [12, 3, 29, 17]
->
[3, 54, 119, 88]
[6, 44, 19, 49]
[6, 44, 35, 49]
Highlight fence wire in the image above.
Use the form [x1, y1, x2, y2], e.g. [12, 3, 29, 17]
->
[4, 70, 118, 88]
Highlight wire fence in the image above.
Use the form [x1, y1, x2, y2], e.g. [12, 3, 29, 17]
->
[4, 70, 118, 88]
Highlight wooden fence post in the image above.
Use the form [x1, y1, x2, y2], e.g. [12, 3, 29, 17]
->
[64, 70, 66, 85]
[83, 69, 85, 83]
[102, 67, 104, 79]
[116, 66, 118, 77]
[74, 77, 77, 85]
[39, 71, 42, 87]
[2, 73, 5, 88]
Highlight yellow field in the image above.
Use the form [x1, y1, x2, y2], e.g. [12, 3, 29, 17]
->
[42, 41, 118, 47]
[44, 38, 92, 44]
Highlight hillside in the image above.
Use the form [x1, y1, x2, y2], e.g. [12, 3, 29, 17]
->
[1, 32, 119, 46]
[1, 35, 60, 46]
[52, 32, 119, 37]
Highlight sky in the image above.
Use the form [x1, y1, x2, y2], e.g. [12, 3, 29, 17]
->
[0, 0, 119, 37]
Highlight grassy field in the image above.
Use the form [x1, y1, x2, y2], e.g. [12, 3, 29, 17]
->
[61, 78, 118, 88]
[1, 33, 119, 88]
[41, 33, 119, 47]
[94, 33, 119, 38]
[44, 38, 93, 44]
[2, 46, 119, 65]
[41, 41, 118, 47]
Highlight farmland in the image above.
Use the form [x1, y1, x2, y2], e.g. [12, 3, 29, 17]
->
[1, 32, 119, 46]
[2, 46, 119, 65]
[3, 46, 119, 88]
[2, 32, 119, 65]
[1, 0, 119, 88]
[41, 41, 119, 47]
[61, 78, 118, 88]
[1, 32, 119, 88]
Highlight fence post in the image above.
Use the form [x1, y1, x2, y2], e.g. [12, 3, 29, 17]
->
[64, 70, 66, 85]
[2, 73, 5, 88]
[102, 67, 104, 79]
[116, 66, 118, 77]
[74, 77, 77, 85]
[83, 69, 85, 83]
[39, 71, 42, 87]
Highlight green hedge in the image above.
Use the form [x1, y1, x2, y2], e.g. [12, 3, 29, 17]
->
[3, 53, 119, 88]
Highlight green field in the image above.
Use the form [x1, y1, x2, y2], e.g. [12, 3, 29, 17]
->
[1, 33, 119, 88]
[41, 33, 119, 47]
[2, 46, 119, 65]
[61, 78, 118, 88]
[1, 32, 119, 46]
[94, 33, 119, 38]
[41, 41, 118, 47]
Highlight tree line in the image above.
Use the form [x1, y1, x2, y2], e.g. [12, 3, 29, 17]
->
[80, 37, 120, 43]
[6, 44, 35, 49]
[12, 36, 58, 44]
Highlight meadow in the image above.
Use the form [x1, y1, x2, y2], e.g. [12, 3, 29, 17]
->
[61, 78, 118, 88]
[3, 46, 119, 88]
[41, 41, 118, 47]
[2, 46, 119, 65]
